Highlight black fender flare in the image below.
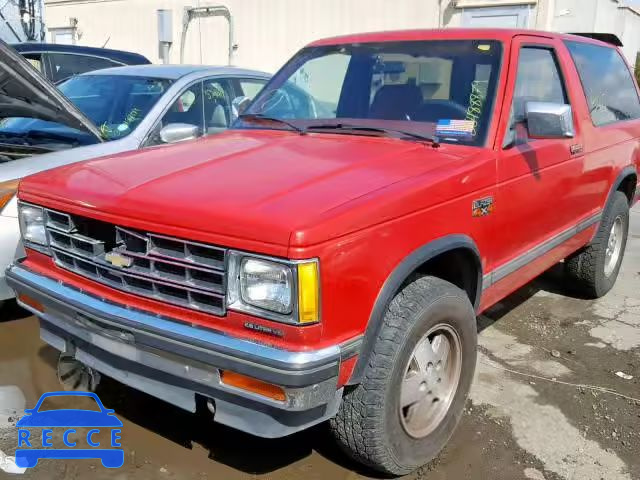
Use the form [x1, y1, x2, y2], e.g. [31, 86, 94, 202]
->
[348, 234, 482, 385]
[606, 165, 637, 207]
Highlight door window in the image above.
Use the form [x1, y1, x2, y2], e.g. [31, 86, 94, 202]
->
[148, 82, 205, 145]
[46, 53, 121, 82]
[565, 41, 640, 126]
[22, 53, 43, 72]
[505, 47, 568, 145]
[238, 79, 268, 100]
[203, 79, 234, 134]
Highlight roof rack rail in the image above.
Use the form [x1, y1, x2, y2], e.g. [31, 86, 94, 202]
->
[568, 33, 623, 47]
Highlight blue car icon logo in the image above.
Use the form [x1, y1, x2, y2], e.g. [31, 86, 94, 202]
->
[15, 392, 123, 468]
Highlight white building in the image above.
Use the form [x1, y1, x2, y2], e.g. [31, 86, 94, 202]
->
[42, 0, 640, 72]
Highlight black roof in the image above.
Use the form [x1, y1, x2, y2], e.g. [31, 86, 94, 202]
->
[10, 42, 151, 65]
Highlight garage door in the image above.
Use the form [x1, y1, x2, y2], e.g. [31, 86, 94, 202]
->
[462, 6, 531, 28]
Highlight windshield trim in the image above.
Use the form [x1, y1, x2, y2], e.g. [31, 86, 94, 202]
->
[233, 39, 505, 148]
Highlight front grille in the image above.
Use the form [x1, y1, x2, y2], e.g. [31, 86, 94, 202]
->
[44, 209, 226, 315]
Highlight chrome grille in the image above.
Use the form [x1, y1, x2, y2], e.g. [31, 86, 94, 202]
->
[44, 209, 226, 315]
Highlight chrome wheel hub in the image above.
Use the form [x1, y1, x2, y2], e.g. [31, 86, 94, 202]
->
[399, 324, 462, 438]
[604, 216, 623, 278]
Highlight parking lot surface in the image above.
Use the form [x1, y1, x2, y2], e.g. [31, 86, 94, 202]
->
[0, 204, 638, 480]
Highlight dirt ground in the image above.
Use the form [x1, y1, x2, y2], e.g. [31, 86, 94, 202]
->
[0, 204, 638, 480]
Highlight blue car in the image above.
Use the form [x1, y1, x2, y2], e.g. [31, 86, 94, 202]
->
[15, 392, 123, 468]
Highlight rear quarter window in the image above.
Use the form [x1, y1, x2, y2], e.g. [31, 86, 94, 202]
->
[564, 41, 640, 126]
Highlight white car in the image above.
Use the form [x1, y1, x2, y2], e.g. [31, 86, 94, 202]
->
[0, 41, 270, 308]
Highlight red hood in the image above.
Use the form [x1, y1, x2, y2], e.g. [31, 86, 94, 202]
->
[19, 129, 475, 250]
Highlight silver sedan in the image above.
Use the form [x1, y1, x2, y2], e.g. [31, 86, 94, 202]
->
[0, 47, 270, 306]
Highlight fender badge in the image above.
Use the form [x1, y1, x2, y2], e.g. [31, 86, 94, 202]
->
[472, 197, 494, 217]
[105, 251, 134, 268]
[570, 144, 584, 155]
[244, 322, 284, 338]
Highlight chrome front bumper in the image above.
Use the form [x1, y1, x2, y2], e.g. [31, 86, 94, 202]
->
[6, 262, 361, 438]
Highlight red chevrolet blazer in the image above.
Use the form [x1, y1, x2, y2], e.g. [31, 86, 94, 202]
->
[7, 29, 640, 475]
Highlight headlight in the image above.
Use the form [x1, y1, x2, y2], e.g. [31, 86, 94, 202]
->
[240, 258, 294, 314]
[227, 252, 319, 325]
[18, 202, 49, 251]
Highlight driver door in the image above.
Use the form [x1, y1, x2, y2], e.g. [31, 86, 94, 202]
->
[491, 36, 585, 286]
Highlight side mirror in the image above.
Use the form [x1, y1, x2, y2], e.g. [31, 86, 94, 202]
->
[525, 102, 574, 139]
[159, 123, 200, 144]
[231, 96, 251, 121]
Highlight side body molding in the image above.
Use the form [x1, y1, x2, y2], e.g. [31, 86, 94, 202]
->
[348, 234, 482, 385]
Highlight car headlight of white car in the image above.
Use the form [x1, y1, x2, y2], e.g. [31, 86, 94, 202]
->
[227, 251, 319, 325]
[18, 202, 49, 253]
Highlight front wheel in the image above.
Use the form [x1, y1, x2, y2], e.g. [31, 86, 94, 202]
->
[329, 276, 477, 476]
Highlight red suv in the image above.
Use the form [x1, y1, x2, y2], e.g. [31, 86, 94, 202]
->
[8, 29, 640, 475]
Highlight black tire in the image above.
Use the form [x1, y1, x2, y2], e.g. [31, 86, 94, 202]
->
[565, 191, 630, 298]
[329, 276, 477, 476]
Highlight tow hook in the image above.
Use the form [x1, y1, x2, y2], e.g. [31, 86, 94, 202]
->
[206, 398, 216, 416]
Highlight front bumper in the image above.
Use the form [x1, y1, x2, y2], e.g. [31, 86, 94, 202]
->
[6, 262, 361, 438]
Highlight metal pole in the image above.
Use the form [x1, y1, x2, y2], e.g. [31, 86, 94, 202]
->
[180, 5, 235, 65]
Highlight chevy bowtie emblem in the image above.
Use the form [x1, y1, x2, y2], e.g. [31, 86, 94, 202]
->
[105, 252, 133, 268]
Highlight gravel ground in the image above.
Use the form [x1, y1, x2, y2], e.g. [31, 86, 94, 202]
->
[0, 203, 638, 480]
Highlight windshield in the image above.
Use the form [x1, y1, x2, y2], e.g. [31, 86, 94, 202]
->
[0, 75, 172, 144]
[237, 40, 503, 146]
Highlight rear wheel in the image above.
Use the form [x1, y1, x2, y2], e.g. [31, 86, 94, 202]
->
[565, 192, 629, 298]
[329, 276, 477, 475]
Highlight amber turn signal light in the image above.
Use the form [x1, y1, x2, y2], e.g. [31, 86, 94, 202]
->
[297, 261, 319, 324]
[17, 294, 44, 313]
[220, 370, 286, 401]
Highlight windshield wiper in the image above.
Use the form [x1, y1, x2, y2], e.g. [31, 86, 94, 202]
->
[238, 113, 306, 134]
[305, 123, 439, 147]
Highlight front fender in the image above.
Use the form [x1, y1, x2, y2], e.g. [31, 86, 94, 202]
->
[347, 234, 482, 385]
[607, 165, 637, 207]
